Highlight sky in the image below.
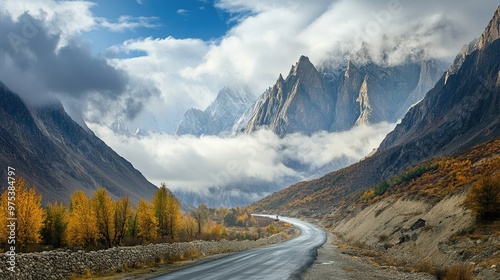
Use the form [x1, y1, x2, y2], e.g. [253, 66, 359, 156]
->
[0, 0, 499, 200]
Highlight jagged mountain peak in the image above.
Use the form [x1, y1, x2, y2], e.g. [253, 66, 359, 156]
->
[345, 60, 360, 78]
[176, 86, 255, 136]
[288, 55, 316, 77]
[479, 5, 500, 50]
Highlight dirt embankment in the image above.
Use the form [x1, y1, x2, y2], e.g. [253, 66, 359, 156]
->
[318, 191, 499, 279]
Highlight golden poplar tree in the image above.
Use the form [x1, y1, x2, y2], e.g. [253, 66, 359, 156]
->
[137, 199, 158, 242]
[153, 184, 169, 238]
[91, 188, 115, 248]
[43, 202, 67, 248]
[166, 191, 181, 239]
[113, 196, 130, 246]
[14, 177, 45, 246]
[66, 190, 98, 247]
[179, 213, 197, 241]
[153, 184, 181, 239]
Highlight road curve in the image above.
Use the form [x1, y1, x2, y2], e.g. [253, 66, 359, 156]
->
[149, 215, 326, 280]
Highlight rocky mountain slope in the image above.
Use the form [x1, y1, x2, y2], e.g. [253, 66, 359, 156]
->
[0, 81, 159, 205]
[176, 86, 254, 136]
[252, 6, 500, 212]
[244, 55, 446, 136]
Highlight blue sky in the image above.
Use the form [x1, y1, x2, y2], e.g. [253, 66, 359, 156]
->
[86, 0, 235, 53]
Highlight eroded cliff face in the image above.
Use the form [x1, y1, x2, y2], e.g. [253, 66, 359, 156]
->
[478, 6, 500, 50]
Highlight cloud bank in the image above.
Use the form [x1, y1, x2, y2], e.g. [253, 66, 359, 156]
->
[89, 122, 395, 196]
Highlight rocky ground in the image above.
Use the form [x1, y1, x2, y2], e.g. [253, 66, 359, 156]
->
[301, 232, 434, 280]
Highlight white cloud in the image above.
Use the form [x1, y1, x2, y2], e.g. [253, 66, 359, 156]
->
[0, 0, 160, 47]
[88, 122, 395, 194]
[0, 0, 97, 45]
[177, 9, 189, 16]
[97, 15, 160, 32]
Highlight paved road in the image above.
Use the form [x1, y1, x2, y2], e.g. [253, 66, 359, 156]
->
[150, 215, 326, 280]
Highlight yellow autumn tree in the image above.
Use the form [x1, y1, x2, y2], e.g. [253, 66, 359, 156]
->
[166, 191, 181, 239]
[465, 174, 500, 221]
[13, 177, 45, 246]
[66, 190, 98, 247]
[153, 184, 181, 239]
[179, 213, 197, 241]
[91, 188, 115, 248]
[137, 199, 158, 242]
[113, 196, 130, 246]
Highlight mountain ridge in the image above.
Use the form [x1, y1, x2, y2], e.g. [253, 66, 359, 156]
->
[244, 55, 446, 137]
[0, 82, 159, 205]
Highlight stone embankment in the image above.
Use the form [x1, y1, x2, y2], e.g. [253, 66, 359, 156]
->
[0, 232, 292, 280]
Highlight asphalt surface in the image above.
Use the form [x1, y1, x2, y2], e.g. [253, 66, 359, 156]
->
[149, 215, 327, 280]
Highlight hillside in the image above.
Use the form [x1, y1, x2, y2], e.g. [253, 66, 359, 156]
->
[251, 6, 500, 213]
[0, 81, 158, 205]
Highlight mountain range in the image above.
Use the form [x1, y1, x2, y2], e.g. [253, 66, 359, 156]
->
[172, 47, 446, 207]
[177, 51, 447, 138]
[252, 6, 500, 212]
[245, 55, 447, 136]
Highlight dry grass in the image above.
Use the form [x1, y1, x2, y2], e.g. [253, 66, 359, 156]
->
[341, 266, 356, 272]
[443, 263, 474, 280]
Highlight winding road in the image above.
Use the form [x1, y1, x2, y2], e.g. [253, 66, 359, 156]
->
[150, 215, 326, 280]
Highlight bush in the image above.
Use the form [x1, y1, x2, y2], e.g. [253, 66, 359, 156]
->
[444, 263, 474, 280]
[465, 174, 500, 221]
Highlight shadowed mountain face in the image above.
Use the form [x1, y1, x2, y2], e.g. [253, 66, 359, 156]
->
[0, 82, 158, 205]
[252, 6, 500, 211]
[244, 56, 446, 137]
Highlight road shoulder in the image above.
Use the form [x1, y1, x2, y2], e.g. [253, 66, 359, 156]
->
[300, 232, 434, 280]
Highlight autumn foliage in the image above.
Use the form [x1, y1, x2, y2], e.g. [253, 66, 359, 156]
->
[0, 178, 44, 247]
[0, 179, 282, 251]
[464, 174, 500, 221]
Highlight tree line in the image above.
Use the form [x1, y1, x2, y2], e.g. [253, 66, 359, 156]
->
[0, 178, 279, 251]
[0, 178, 210, 250]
